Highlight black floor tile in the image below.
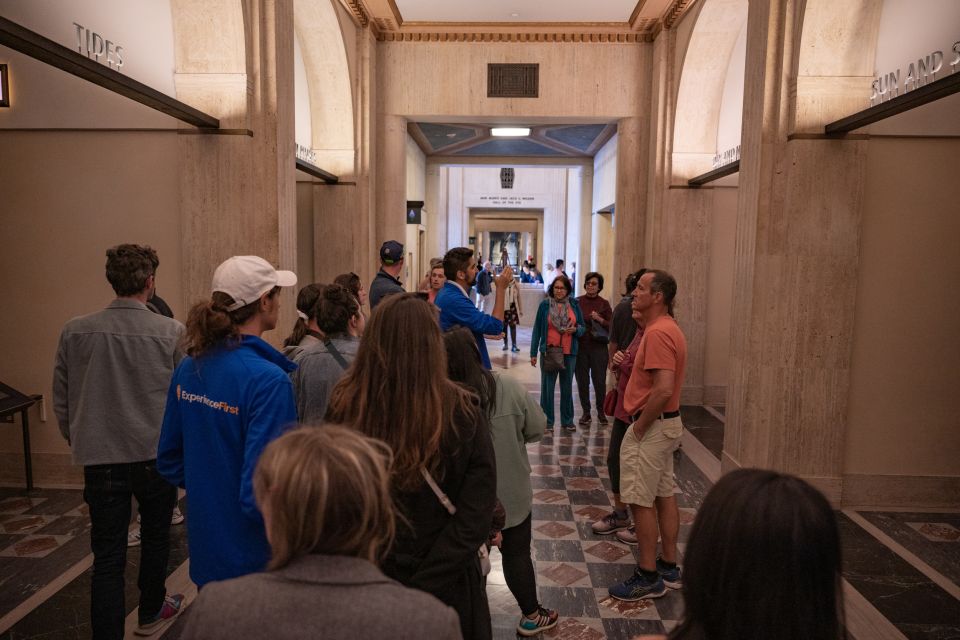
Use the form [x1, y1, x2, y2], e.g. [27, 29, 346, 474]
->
[857, 511, 960, 587]
[536, 586, 601, 618]
[838, 512, 960, 638]
[532, 539, 585, 563]
[602, 617, 667, 638]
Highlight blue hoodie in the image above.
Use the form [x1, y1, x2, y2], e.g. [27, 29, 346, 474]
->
[158, 335, 298, 587]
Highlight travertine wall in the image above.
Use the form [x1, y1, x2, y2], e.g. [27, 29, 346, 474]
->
[0, 131, 182, 483]
[377, 41, 650, 119]
[843, 138, 960, 503]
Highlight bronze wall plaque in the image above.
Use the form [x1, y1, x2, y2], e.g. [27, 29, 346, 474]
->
[487, 63, 539, 98]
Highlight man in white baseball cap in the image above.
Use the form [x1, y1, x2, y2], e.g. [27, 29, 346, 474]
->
[158, 255, 299, 590]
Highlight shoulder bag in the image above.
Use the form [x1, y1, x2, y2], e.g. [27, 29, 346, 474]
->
[543, 345, 565, 373]
[324, 339, 350, 371]
[420, 468, 492, 576]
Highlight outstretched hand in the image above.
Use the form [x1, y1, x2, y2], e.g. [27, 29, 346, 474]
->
[495, 265, 514, 287]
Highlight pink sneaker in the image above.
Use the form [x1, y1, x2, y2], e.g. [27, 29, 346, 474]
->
[135, 594, 184, 636]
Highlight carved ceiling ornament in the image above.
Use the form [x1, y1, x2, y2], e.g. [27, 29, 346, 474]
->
[351, 0, 701, 43]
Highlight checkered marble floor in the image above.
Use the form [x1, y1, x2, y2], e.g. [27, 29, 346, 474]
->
[483, 420, 709, 640]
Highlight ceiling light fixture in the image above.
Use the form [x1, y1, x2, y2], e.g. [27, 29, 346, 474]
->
[491, 127, 530, 137]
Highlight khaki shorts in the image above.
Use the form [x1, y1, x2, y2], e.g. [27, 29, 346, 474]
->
[618, 416, 683, 507]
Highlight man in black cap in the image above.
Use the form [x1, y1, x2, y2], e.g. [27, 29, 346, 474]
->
[369, 240, 405, 309]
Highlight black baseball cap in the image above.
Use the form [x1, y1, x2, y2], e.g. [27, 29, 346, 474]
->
[380, 240, 404, 265]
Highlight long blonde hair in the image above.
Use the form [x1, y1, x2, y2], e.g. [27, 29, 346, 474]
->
[325, 293, 479, 491]
[253, 425, 396, 569]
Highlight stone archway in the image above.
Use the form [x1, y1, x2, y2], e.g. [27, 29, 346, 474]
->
[671, 0, 748, 179]
[169, 0, 298, 337]
[294, 0, 356, 178]
[792, 0, 883, 132]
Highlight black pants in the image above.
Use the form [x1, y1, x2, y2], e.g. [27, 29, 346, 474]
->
[84, 460, 177, 640]
[575, 345, 609, 415]
[607, 419, 629, 495]
[503, 324, 518, 348]
[501, 513, 538, 616]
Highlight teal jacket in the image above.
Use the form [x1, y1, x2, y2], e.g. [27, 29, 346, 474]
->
[530, 297, 586, 358]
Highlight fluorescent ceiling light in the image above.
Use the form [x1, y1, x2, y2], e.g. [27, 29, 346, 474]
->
[491, 127, 530, 137]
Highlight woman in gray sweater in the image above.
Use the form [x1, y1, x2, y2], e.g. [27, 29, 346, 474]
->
[181, 426, 461, 640]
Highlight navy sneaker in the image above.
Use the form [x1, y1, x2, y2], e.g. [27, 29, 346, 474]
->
[656, 556, 683, 589]
[608, 568, 667, 602]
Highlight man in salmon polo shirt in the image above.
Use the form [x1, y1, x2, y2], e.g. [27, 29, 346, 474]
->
[608, 269, 687, 602]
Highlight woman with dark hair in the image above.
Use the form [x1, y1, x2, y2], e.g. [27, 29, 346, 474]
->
[575, 271, 613, 426]
[591, 286, 646, 539]
[638, 469, 845, 640]
[443, 328, 558, 637]
[289, 284, 365, 422]
[281, 283, 325, 360]
[180, 426, 461, 640]
[325, 294, 497, 640]
[530, 274, 585, 432]
[157, 256, 299, 588]
[333, 271, 368, 307]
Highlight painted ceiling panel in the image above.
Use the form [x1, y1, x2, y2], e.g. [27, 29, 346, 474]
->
[545, 124, 608, 152]
[417, 123, 478, 150]
[453, 139, 563, 156]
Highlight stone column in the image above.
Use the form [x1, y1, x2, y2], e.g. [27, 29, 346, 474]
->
[376, 114, 408, 250]
[612, 116, 648, 297]
[173, 0, 297, 344]
[723, 0, 870, 502]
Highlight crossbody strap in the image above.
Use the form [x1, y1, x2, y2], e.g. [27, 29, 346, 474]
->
[324, 339, 350, 371]
[420, 467, 456, 515]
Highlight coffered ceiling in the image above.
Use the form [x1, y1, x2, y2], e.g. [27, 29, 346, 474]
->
[408, 122, 617, 158]
[340, 0, 698, 41]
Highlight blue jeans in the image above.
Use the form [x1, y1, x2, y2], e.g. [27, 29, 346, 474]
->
[84, 460, 177, 639]
[540, 354, 576, 426]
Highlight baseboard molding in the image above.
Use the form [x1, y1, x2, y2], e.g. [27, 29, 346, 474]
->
[801, 474, 844, 506]
[720, 450, 740, 475]
[679, 385, 703, 405]
[702, 385, 727, 406]
[0, 451, 82, 488]
[842, 473, 960, 509]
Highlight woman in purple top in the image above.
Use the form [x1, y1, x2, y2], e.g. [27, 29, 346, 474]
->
[590, 311, 644, 537]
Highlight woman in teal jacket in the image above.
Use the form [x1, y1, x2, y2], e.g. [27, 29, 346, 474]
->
[530, 274, 585, 431]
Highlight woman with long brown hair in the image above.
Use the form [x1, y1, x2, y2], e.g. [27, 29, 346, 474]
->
[157, 256, 299, 589]
[325, 293, 497, 640]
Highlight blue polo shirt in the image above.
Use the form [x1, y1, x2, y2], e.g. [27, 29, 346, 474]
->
[435, 281, 504, 369]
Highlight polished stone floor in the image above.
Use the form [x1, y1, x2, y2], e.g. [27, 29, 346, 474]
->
[1, 327, 957, 639]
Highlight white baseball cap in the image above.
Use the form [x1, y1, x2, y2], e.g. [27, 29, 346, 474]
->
[212, 256, 297, 311]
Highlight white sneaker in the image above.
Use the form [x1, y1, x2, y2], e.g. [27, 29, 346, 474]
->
[127, 528, 141, 547]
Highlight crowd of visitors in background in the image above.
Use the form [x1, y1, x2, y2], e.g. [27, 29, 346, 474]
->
[52, 241, 847, 640]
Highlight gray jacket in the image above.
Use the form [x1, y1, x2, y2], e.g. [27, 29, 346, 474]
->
[180, 554, 462, 640]
[289, 335, 359, 423]
[52, 299, 184, 465]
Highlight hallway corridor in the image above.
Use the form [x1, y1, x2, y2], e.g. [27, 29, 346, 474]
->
[0, 327, 957, 639]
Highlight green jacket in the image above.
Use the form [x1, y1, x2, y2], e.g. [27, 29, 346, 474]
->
[490, 372, 547, 528]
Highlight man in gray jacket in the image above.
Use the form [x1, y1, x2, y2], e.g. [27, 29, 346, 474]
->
[53, 244, 185, 638]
